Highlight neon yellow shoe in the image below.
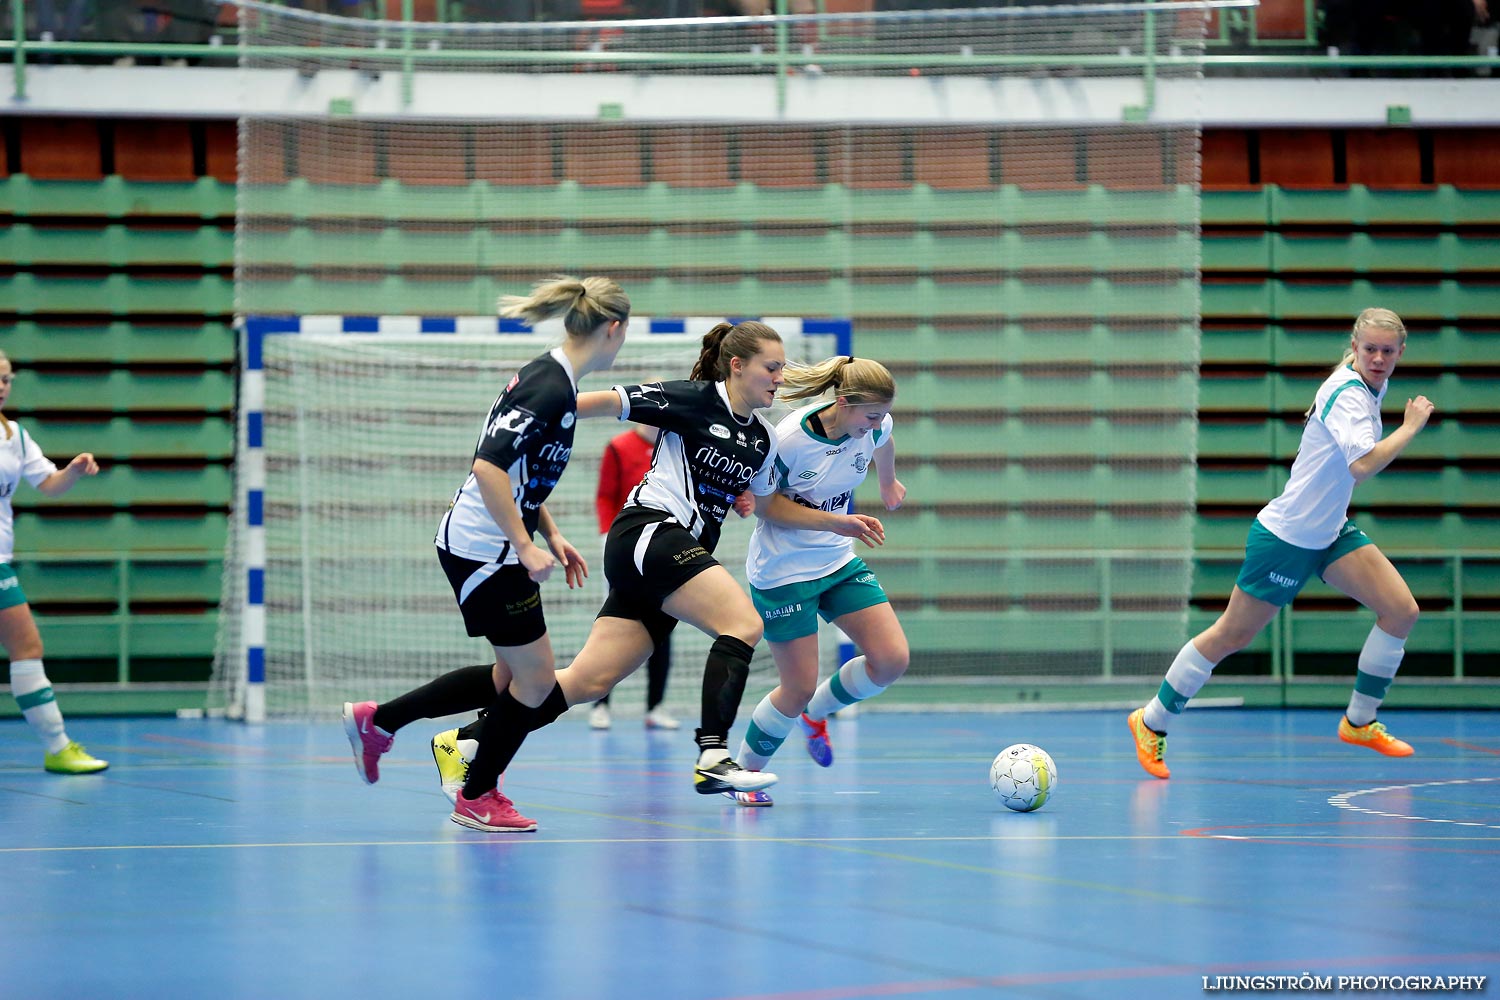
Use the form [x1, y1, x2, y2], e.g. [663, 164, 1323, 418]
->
[430, 728, 472, 804]
[44, 741, 109, 774]
[1127, 708, 1170, 779]
[1338, 717, 1414, 757]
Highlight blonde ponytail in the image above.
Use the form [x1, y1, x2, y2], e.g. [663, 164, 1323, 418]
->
[780, 356, 896, 405]
[498, 275, 630, 339]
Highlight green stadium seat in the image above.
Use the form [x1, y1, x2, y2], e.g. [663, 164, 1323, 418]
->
[3, 322, 236, 364]
[12, 512, 227, 553]
[0, 176, 236, 220]
[0, 273, 233, 316]
[7, 371, 235, 413]
[0, 223, 233, 269]
[18, 417, 235, 461]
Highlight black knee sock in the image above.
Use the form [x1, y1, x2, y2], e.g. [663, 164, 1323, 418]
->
[696, 634, 755, 748]
[372, 664, 494, 734]
[645, 640, 671, 711]
[460, 682, 568, 800]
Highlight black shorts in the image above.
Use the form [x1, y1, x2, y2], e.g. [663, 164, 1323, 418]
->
[597, 507, 718, 649]
[436, 546, 547, 648]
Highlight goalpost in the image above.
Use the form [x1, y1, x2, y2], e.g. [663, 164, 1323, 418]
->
[212, 315, 843, 721]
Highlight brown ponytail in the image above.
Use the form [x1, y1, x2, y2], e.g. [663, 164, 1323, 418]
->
[690, 320, 782, 381]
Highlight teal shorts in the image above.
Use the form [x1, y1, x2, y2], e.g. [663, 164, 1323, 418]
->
[751, 557, 889, 643]
[0, 564, 28, 611]
[1235, 519, 1373, 607]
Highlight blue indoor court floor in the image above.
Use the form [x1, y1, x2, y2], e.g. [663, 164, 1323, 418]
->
[3, 708, 1498, 1000]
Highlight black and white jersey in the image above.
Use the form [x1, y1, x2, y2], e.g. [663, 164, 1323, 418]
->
[611, 380, 778, 553]
[437, 347, 579, 563]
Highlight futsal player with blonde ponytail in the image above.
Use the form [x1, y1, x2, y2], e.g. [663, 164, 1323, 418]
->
[729, 356, 908, 805]
[342, 275, 631, 833]
[1128, 307, 1435, 779]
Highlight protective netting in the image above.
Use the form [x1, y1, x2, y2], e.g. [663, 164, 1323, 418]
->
[220, 1, 1212, 716]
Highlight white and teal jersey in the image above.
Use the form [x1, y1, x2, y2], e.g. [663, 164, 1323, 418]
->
[1257, 364, 1386, 550]
[0, 419, 59, 563]
[747, 402, 893, 591]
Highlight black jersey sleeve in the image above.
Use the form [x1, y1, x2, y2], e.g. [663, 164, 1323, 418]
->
[474, 366, 571, 470]
[614, 381, 704, 436]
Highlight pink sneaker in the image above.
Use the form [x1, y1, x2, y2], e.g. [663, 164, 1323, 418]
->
[450, 788, 538, 833]
[342, 701, 393, 784]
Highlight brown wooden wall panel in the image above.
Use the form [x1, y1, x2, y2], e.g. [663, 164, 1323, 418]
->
[1258, 129, 1334, 188]
[563, 127, 643, 186]
[650, 128, 733, 188]
[473, 125, 556, 186]
[114, 120, 196, 182]
[738, 132, 820, 188]
[914, 130, 993, 190]
[1433, 129, 1500, 188]
[294, 122, 378, 185]
[19, 119, 104, 180]
[998, 131, 1084, 189]
[203, 121, 238, 183]
[1346, 129, 1422, 188]
[827, 128, 909, 189]
[386, 126, 470, 186]
[1201, 129, 1251, 188]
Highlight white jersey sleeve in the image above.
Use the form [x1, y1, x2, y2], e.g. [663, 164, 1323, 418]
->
[1, 422, 61, 563]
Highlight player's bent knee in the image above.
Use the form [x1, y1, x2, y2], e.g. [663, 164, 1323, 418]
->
[867, 650, 910, 686]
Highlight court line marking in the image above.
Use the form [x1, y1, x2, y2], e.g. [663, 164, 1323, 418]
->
[1329, 776, 1500, 830]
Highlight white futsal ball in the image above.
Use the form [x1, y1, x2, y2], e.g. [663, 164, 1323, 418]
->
[990, 743, 1057, 813]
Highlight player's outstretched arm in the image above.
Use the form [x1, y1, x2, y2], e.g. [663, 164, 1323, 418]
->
[36, 452, 100, 497]
[1349, 394, 1435, 483]
[873, 438, 905, 511]
[577, 390, 624, 420]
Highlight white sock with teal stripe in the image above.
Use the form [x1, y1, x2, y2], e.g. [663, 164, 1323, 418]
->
[10, 658, 70, 755]
[1142, 642, 1217, 733]
[804, 656, 886, 724]
[1345, 625, 1405, 727]
[737, 696, 800, 772]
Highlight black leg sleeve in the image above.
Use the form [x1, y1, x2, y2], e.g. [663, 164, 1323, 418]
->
[371, 664, 495, 735]
[697, 634, 756, 743]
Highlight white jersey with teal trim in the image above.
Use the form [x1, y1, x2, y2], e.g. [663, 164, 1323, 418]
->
[1257, 365, 1386, 550]
[0, 420, 60, 563]
[746, 403, 893, 590]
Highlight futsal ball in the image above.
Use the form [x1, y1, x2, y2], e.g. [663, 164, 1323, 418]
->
[990, 743, 1057, 813]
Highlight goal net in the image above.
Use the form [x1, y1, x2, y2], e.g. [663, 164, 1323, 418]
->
[211, 319, 835, 721]
[222, 1, 1219, 713]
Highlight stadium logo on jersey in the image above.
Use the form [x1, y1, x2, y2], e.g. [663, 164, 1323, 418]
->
[560, 412, 575, 429]
[694, 445, 756, 482]
[853, 455, 868, 474]
[709, 424, 731, 440]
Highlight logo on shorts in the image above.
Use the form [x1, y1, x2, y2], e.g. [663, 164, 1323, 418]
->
[709, 424, 731, 439]
[0, 577, 17, 590]
[853, 573, 875, 584]
[764, 602, 802, 620]
[1268, 572, 1300, 589]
